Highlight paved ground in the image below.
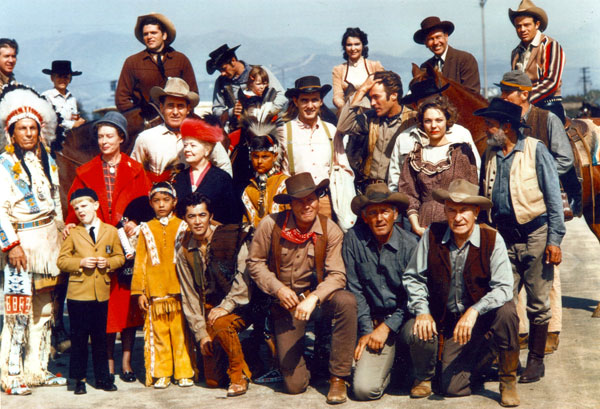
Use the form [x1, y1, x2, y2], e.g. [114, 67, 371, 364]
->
[2, 217, 600, 408]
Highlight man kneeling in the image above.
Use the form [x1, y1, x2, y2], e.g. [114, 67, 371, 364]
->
[403, 179, 520, 407]
[176, 192, 252, 396]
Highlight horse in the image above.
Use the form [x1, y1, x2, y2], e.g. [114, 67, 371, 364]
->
[52, 105, 161, 218]
[411, 64, 600, 317]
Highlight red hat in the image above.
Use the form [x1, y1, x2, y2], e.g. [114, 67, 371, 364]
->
[180, 117, 224, 143]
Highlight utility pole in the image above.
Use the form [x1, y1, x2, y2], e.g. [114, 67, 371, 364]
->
[480, 0, 488, 98]
[581, 67, 590, 96]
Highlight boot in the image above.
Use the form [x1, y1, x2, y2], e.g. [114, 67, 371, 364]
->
[519, 323, 548, 383]
[545, 332, 559, 355]
[498, 350, 520, 407]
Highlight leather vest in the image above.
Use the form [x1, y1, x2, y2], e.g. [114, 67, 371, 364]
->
[523, 106, 550, 148]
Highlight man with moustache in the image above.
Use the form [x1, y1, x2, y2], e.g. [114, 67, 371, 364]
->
[0, 39, 17, 86]
[337, 71, 414, 191]
[477, 98, 565, 385]
[116, 13, 198, 113]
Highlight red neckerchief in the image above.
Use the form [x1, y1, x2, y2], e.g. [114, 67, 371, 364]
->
[190, 162, 212, 190]
[280, 211, 317, 245]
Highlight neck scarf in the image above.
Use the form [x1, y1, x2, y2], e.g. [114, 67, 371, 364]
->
[279, 211, 317, 245]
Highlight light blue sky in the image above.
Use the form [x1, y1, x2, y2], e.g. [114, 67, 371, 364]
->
[5, 0, 600, 97]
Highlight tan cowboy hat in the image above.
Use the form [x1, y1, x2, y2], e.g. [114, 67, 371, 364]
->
[150, 77, 199, 108]
[134, 13, 177, 46]
[432, 179, 492, 209]
[273, 172, 329, 205]
[509, 0, 548, 32]
[351, 184, 409, 216]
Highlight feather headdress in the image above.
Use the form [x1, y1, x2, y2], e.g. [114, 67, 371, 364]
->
[0, 84, 58, 151]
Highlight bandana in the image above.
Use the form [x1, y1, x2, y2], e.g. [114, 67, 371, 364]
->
[279, 211, 317, 245]
[149, 182, 177, 199]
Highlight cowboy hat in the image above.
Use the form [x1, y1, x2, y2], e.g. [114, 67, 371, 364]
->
[473, 98, 528, 129]
[92, 111, 129, 143]
[273, 172, 329, 205]
[509, 0, 548, 32]
[285, 76, 332, 99]
[42, 60, 82, 76]
[150, 77, 199, 108]
[400, 78, 450, 105]
[134, 13, 176, 46]
[432, 179, 492, 209]
[494, 70, 533, 92]
[413, 16, 455, 45]
[350, 183, 409, 216]
[206, 44, 241, 75]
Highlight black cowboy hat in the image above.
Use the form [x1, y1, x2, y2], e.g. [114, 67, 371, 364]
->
[273, 172, 329, 205]
[400, 78, 449, 105]
[474, 98, 529, 129]
[42, 60, 82, 76]
[206, 44, 241, 75]
[350, 183, 409, 216]
[285, 76, 332, 99]
[413, 16, 455, 45]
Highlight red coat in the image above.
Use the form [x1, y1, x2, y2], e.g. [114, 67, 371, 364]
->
[66, 153, 152, 226]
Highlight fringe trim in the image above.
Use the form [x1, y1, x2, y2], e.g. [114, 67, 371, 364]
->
[143, 309, 154, 387]
[0, 314, 29, 389]
[151, 297, 182, 317]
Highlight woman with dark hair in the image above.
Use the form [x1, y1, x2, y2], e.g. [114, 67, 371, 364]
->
[397, 95, 478, 236]
[65, 111, 153, 384]
[332, 27, 384, 110]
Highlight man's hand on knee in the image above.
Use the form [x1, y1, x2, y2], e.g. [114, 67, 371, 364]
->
[276, 286, 300, 310]
[413, 314, 437, 341]
[453, 307, 479, 345]
[294, 294, 319, 321]
[207, 307, 228, 326]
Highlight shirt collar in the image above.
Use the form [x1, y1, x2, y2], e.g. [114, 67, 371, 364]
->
[294, 117, 321, 131]
[367, 224, 402, 251]
[442, 224, 480, 249]
[84, 218, 101, 233]
[46, 88, 72, 99]
[438, 46, 449, 62]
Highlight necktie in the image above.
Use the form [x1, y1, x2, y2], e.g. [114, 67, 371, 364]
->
[435, 56, 443, 71]
[89, 226, 96, 243]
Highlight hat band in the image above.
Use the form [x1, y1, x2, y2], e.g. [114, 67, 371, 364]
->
[7, 107, 43, 127]
[500, 80, 532, 91]
[298, 85, 320, 90]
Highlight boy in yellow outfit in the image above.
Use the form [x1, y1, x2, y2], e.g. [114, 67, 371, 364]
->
[130, 182, 194, 388]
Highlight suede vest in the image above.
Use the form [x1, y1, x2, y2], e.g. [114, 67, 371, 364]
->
[426, 222, 495, 326]
[483, 137, 546, 224]
[523, 106, 550, 148]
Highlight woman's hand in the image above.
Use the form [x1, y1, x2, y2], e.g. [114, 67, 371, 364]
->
[124, 220, 138, 237]
[62, 223, 76, 239]
[408, 214, 426, 237]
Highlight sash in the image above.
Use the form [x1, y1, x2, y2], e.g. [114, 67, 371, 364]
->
[140, 220, 189, 266]
[0, 156, 40, 214]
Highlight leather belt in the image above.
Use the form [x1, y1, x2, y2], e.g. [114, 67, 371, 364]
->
[15, 216, 54, 231]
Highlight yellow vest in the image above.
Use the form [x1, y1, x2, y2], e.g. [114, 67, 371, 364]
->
[483, 137, 546, 224]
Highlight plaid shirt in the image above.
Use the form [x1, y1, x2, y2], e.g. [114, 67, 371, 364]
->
[102, 162, 116, 216]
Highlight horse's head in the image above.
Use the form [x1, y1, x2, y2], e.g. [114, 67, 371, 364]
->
[410, 63, 447, 89]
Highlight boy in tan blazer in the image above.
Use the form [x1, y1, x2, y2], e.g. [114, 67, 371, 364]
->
[57, 188, 125, 394]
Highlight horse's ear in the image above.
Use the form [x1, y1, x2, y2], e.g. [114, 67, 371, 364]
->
[411, 63, 422, 78]
[425, 63, 437, 79]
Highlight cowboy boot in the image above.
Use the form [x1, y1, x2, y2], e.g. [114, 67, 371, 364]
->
[498, 349, 520, 407]
[519, 323, 548, 383]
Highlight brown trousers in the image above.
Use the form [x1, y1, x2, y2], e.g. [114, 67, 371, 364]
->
[271, 290, 357, 394]
[203, 311, 251, 386]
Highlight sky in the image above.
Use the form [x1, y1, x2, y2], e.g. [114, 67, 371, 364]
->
[4, 0, 600, 100]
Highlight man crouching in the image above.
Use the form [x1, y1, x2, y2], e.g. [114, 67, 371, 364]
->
[403, 179, 520, 407]
[176, 192, 252, 397]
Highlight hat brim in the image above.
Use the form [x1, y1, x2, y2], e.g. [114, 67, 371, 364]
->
[135, 13, 177, 46]
[473, 106, 528, 128]
[273, 179, 330, 204]
[399, 82, 450, 105]
[432, 188, 493, 210]
[150, 86, 200, 108]
[285, 84, 332, 99]
[206, 45, 241, 75]
[91, 118, 128, 143]
[42, 69, 82, 76]
[350, 191, 410, 216]
[509, 8, 548, 32]
[413, 21, 455, 44]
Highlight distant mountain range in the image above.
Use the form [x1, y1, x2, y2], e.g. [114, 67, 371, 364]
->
[13, 30, 576, 119]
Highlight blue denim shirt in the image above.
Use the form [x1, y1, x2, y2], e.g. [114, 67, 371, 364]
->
[488, 136, 566, 246]
[343, 223, 418, 336]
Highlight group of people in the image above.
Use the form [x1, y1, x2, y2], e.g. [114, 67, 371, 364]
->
[0, 0, 578, 406]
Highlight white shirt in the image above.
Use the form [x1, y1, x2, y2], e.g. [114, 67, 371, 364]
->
[83, 218, 101, 241]
[387, 124, 481, 191]
[42, 88, 79, 130]
[131, 123, 232, 177]
[280, 117, 352, 184]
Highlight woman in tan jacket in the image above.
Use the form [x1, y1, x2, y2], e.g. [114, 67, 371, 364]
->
[332, 27, 384, 110]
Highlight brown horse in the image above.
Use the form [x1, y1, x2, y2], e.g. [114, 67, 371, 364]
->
[412, 64, 600, 316]
[52, 106, 161, 218]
